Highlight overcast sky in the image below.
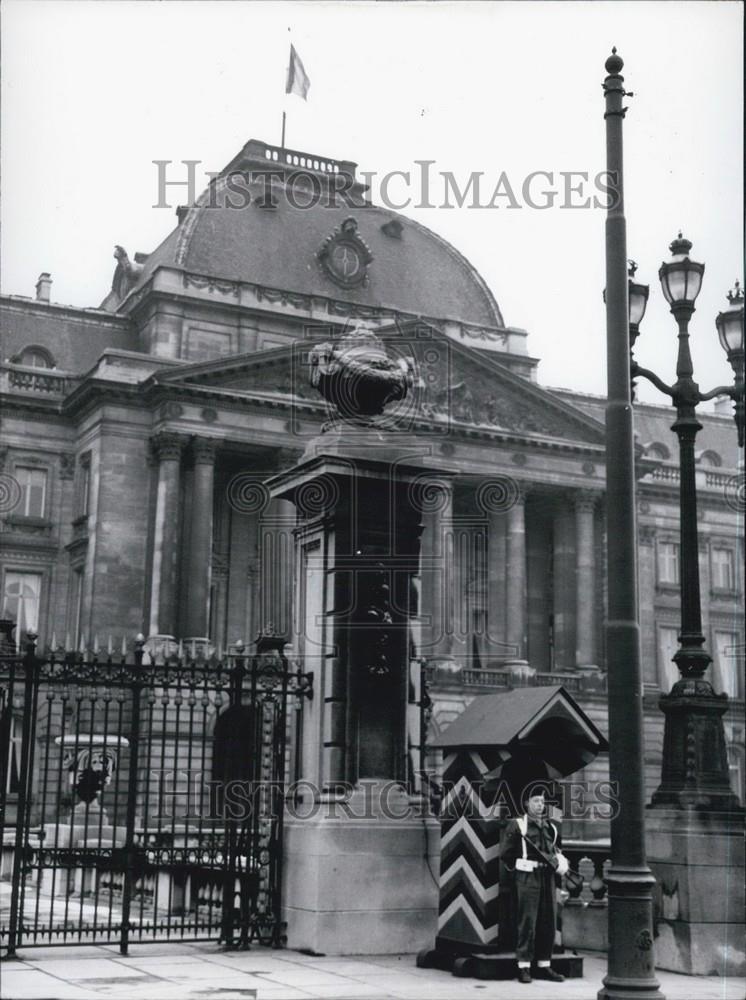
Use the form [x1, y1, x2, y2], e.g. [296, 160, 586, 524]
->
[1, 1, 743, 407]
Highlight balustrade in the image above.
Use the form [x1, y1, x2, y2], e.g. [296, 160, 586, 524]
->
[2, 364, 72, 395]
[562, 842, 610, 906]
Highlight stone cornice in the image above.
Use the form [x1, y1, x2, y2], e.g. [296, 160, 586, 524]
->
[5, 368, 614, 480]
[638, 479, 740, 511]
[0, 296, 132, 333]
[152, 380, 611, 456]
[119, 263, 508, 339]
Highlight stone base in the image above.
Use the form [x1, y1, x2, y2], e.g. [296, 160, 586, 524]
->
[417, 948, 583, 980]
[647, 806, 745, 976]
[281, 784, 440, 955]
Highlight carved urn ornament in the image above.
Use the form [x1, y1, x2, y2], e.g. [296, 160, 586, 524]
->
[309, 326, 414, 423]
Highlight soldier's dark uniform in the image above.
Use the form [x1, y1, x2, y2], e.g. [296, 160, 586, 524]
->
[501, 811, 565, 983]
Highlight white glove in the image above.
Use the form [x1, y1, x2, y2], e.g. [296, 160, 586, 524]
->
[555, 851, 570, 876]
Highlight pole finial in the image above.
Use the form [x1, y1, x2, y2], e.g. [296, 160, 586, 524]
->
[605, 48, 624, 74]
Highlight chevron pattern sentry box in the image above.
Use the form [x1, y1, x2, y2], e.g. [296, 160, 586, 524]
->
[436, 748, 508, 950]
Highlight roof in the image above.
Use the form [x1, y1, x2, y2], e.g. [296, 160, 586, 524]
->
[551, 388, 741, 468]
[432, 686, 608, 751]
[121, 139, 505, 329]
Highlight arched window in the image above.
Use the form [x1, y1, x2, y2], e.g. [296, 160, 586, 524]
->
[646, 442, 670, 461]
[14, 346, 56, 369]
[699, 449, 722, 468]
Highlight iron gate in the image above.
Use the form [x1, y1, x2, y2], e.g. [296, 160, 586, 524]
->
[0, 624, 311, 956]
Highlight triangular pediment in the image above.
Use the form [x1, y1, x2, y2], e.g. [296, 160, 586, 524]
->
[150, 325, 605, 445]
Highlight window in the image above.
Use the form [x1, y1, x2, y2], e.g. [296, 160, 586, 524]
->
[657, 626, 680, 690]
[712, 548, 736, 591]
[646, 442, 670, 461]
[657, 542, 680, 585]
[76, 454, 91, 517]
[2, 572, 42, 635]
[71, 569, 85, 648]
[713, 631, 743, 698]
[15, 466, 48, 518]
[699, 449, 722, 468]
[16, 346, 55, 369]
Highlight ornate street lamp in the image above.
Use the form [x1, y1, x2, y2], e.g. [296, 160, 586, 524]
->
[603, 262, 650, 398]
[628, 240, 744, 810]
[627, 260, 650, 345]
[715, 282, 745, 446]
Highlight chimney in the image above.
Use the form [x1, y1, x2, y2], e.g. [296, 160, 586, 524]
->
[35, 272, 52, 303]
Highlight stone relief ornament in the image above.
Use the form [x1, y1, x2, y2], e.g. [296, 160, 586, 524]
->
[317, 217, 373, 288]
[309, 326, 414, 422]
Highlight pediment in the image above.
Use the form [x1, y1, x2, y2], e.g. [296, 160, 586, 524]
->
[152, 346, 322, 403]
[151, 330, 605, 445]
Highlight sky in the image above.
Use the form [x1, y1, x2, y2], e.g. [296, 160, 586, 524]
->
[1, 0, 743, 407]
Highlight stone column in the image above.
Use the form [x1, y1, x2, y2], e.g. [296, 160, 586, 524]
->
[486, 509, 507, 663]
[260, 498, 296, 639]
[574, 490, 599, 669]
[552, 496, 576, 671]
[148, 432, 187, 637]
[183, 438, 217, 638]
[505, 486, 528, 662]
[419, 479, 454, 663]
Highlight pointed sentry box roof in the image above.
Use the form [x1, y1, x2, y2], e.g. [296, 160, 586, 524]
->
[432, 685, 608, 754]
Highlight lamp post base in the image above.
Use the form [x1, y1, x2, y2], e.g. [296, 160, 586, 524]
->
[650, 677, 743, 812]
[597, 867, 664, 1000]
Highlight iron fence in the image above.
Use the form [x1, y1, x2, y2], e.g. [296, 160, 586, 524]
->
[0, 624, 312, 956]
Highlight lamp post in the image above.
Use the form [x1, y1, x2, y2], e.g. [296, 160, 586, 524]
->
[629, 240, 744, 810]
[600, 49, 663, 1000]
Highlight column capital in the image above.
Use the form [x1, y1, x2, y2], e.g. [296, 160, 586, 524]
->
[410, 474, 454, 516]
[192, 437, 218, 465]
[574, 488, 602, 513]
[150, 431, 189, 463]
[476, 474, 527, 516]
[512, 480, 531, 507]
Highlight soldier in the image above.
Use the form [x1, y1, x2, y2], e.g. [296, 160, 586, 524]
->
[501, 788, 568, 984]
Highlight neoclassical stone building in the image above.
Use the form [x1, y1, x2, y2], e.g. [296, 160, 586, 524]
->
[2, 139, 744, 819]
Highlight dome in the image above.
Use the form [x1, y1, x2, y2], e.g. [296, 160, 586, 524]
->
[128, 140, 504, 329]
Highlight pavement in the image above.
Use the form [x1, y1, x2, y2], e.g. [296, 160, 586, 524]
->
[1, 943, 744, 1000]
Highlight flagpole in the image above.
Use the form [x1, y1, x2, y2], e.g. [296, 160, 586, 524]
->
[281, 33, 290, 149]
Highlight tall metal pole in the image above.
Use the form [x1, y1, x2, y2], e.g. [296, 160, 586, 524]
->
[600, 50, 664, 1000]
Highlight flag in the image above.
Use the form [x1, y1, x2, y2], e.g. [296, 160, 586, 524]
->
[286, 44, 310, 100]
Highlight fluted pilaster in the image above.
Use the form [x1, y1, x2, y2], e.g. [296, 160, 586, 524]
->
[505, 485, 528, 659]
[183, 438, 217, 638]
[575, 490, 600, 669]
[148, 432, 188, 636]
